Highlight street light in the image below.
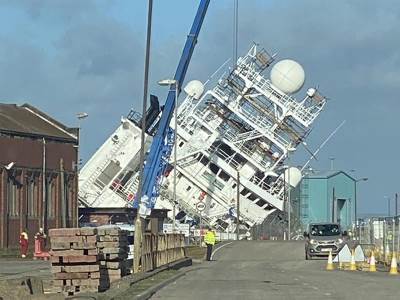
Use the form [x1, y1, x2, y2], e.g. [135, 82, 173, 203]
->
[158, 79, 179, 233]
[384, 196, 391, 217]
[75, 112, 88, 228]
[286, 147, 296, 241]
[76, 112, 89, 170]
[354, 177, 368, 241]
[354, 177, 368, 221]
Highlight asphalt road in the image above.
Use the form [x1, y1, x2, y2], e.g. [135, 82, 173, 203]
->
[0, 259, 51, 280]
[151, 241, 400, 300]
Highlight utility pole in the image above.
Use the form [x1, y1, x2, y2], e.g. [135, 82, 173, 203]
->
[42, 138, 46, 231]
[134, 0, 153, 274]
[236, 170, 240, 241]
[287, 160, 291, 241]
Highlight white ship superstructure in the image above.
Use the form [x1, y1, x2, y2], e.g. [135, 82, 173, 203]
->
[78, 44, 327, 232]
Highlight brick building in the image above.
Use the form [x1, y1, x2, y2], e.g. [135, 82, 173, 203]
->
[0, 103, 78, 249]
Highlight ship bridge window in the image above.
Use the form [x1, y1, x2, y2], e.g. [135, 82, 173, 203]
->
[209, 163, 219, 175]
[256, 199, 267, 207]
[218, 170, 230, 182]
[198, 155, 210, 166]
[248, 193, 258, 201]
[240, 188, 250, 196]
[120, 171, 134, 186]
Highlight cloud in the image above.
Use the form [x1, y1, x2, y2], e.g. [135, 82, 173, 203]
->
[0, 0, 399, 214]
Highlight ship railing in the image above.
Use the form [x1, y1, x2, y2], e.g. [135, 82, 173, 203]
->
[206, 143, 240, 170]
[212, 85, 290, 150]
[249, 175, 273, 192]
[222, 130, 272, 170]
[236, 66, 318, 127]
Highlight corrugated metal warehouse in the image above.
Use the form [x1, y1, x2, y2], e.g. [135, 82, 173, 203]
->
[0, 103, 78, 249]
[294, 170, 356, 230]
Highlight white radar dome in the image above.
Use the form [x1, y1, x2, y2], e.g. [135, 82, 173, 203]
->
[184, 80, 204, 100]
[270, 59, 305, 94]
[283, 167, 302, 188]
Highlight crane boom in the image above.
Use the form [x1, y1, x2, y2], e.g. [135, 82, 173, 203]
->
[136, 0, 210, 211]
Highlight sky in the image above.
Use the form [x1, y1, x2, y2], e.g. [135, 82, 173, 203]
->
[0, 0, 399, 216]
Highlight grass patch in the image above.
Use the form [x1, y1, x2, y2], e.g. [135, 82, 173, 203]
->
[185, 245, 206, 260]
[0, 248, 21, 258]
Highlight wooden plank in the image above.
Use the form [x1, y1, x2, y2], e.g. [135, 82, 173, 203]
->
[51, 266, 62, 273]
[100, 247, 128, 254]
[90, 272, 101, 279]
[49, 228, 80, 237]
[59, 255, 98, 264]
[71, 241, 97, 250]
[54, 272, 89, 279]
[50, 249, 84, 256]
[78, 227, 97, 236]
[71, 279, 100, 286]
[51, 241, 73, 250]
[99, 235, 127, 242]
[64, 265, 100, 273]
[97, 241, 128, 248]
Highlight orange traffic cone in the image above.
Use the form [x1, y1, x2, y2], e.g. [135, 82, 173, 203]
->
[369, 251, 376, 272]
[326, 250, 334, 271]
[350, 249, 357, 271]
[389, 253, 398, 275]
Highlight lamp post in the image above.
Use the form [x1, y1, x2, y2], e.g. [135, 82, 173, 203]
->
[158, 79, 179, 233]
[76, 112, 89, 170]
[286, 147, 296, 240]
[354, 177, 368, 241]
[354, 177, 368, 221]
[384, 196, 391, 217]
[75, 112, 88, 227]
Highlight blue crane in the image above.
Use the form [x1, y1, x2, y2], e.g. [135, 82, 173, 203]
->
[135, 0, 210, 212]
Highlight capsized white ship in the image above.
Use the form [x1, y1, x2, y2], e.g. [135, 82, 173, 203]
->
[78, 44, 327, 232]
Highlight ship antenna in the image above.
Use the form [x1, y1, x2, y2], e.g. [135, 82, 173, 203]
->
[301, 120, 346, 172]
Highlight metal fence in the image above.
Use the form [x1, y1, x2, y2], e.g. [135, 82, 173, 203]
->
[356, 216, 400, 264]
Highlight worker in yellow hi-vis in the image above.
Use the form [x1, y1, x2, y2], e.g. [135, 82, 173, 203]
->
[204, 226, 216, 261]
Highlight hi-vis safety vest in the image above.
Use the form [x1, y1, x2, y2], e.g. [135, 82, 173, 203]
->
[204, 231, 216, 245]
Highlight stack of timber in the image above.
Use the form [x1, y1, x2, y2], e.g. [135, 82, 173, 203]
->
[47, 228, 104, 296]
[97, 227, 131, 285]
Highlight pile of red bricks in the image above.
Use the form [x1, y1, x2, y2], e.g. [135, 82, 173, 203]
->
[46, 227, 132, 296]
[97, 227, 131, 286]
[47, 228, 105, 296]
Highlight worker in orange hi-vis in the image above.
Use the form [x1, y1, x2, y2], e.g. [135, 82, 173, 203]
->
[19, 229, 29, 258]
[34, 228, 47, 254]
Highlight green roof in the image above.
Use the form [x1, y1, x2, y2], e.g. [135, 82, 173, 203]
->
[305, 170, 355, 181]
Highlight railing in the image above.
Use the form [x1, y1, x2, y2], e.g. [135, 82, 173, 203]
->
[212, 86, 290, 151]
[222, 130, 272, 170]
[140, 233, 186, 273]
[357, 217, 400, 265]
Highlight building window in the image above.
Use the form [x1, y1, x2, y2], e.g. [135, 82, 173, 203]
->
[7, 180, 18, 217]
[47, 178, 54, 218]
[28, 179, 36, 217]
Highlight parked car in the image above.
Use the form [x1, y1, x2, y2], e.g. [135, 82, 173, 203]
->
[304, 222, 347, 260]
